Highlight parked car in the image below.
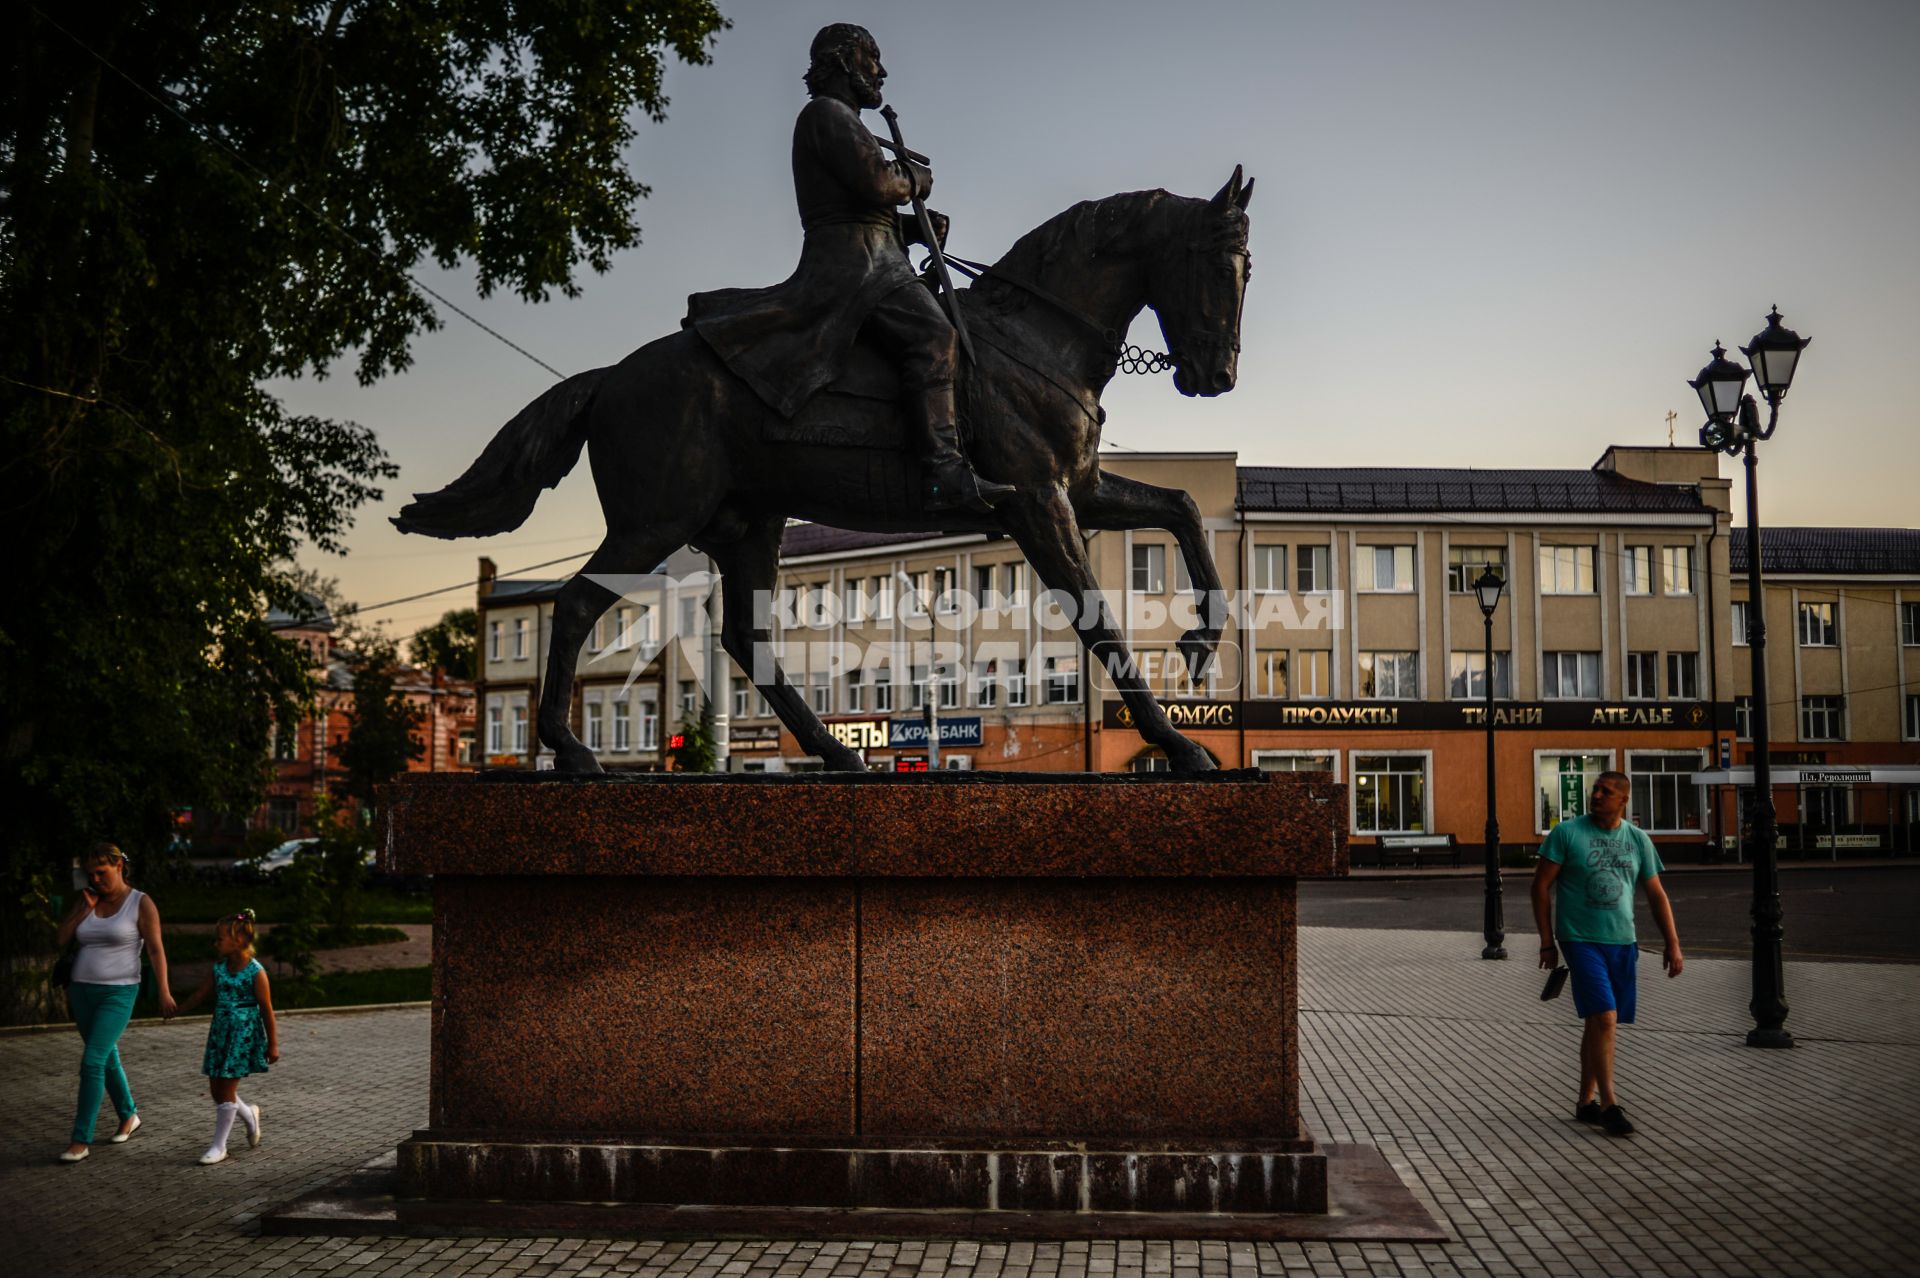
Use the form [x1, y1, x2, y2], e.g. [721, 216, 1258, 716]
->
[234, 837, 317, 875]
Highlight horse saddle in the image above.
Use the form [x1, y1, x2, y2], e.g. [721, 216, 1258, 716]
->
[764, 338, 916, 451]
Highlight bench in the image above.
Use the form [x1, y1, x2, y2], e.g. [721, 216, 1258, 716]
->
[1376, 833, 1461, 868]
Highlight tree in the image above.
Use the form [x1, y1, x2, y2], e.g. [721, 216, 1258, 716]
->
[336, 638, 426, 809]
[1, 2, 729, 1013]
[666, 700, 719, 773]
[410, 609, 478, 681]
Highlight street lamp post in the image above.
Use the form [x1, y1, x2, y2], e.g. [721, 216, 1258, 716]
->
[1689, 306, 1810, 1049]
[1473, 566, 1508, 959]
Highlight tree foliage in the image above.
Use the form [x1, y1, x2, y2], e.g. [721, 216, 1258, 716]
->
[1, 2, 729, 977]
[409, 608, 478, 681]
[667, 700, 719, 773]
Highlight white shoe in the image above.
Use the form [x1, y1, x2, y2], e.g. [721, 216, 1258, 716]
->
[246, 1105, 262, 1148]
[197, 1148, 227, 1166]
[110, 1115, 142, 1144]
[58, 1147, 89, 1163]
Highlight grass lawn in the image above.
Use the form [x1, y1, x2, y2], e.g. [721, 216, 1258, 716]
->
[279, 966, 431, 1009]
[134, 882, 432, 925]
[167, 925, 409, 963]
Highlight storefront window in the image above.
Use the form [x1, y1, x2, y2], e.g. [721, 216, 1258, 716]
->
[1253, 752, 1336, 776]
[1629, 751, 1704, 833]
[1537, 753, 1609, 832]
[1352, 754, 1426, 833]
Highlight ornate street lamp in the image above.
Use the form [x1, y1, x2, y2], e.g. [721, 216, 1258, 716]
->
[1688, 306, 1810, 1049]
[1473, 565, 1507, 960]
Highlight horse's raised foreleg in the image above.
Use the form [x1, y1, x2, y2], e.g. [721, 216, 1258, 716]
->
[538, 530, 685, 773]
[1000, 486, 1216, 774]
[710, 518, 867, 772]
[1076, 472, 1227, 685]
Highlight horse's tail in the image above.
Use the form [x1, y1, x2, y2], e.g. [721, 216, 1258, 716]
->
[391, 367, 608, 539]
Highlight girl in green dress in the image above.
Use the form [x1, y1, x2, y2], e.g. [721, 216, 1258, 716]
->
[176, 910, 279, 1165]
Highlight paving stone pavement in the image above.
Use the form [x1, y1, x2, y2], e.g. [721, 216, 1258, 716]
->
[3, 927, 1915, 1278]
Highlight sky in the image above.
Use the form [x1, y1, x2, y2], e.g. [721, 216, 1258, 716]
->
[271, 0, 1920, 642]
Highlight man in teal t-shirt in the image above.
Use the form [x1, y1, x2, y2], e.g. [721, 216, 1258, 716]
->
[1532, 770, 1684, 1137]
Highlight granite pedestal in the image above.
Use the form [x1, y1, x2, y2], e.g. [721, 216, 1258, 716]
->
[380, 770, 1355, 1230]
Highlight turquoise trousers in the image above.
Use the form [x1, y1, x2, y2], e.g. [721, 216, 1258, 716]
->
[69, 981, 139, 1143]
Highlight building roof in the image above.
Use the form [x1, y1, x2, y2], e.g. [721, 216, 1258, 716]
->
[1235, 467, 1710, 515]
[1732, 527, 1920, 575]
[267, 591, 335, 632]
[779, 524, 959, 557]
[486, 577, 571, 603]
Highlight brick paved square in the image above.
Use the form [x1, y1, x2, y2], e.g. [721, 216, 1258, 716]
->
[3, 928, 1914, 1277]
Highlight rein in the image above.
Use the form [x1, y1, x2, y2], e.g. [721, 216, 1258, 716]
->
[942, 253, 1174, 376]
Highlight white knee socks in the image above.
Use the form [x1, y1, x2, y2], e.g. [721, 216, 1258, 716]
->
[232, 1094, 258, 1137]
[205, 1102, 237, 1157]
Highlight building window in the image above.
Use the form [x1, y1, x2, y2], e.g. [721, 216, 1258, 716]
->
[1131, 544, 1166, 594]
[732, 677, 751, 720]
[901, 571, 928, 617]
[272, 721, 299, 761]
[678, 680, 698, 719]
[845, 580, 867, 625]
[1447, 547, 1506, 594]
[909, 663, 928, 711]
[678, 595, 702, 638]
[457, 730, 475, 766]
[1622, 546, 1652, 596]
[1132, 755, 1172, 774]
[934, 566, 957, 615]
[873, 662, 895, 712]
[513, 617, 530, 659]
[1542, 651, 1601, 699]
[1902, 601, 1920, 646]
[1296, 545, 1330, 593]
[1625, 652, 1657, 700]
[872, 575, 894, 622]
[487, 702, 503, 755]
[1252, 650, 1288, 699]
[1732, 600, 1750, 646]
[1449, 651, 1512, 700]
[1005, 656, 1028, 706]
[973, 565, 996, 611]
[757, 690, 772, 718]
[1629, 751, 1704, 833]
[976, 658, 999, 708]
[1295, 649, 1330, 700]
[1004, 563, 1027, 605]
[847, 670, 866, 712]
[1800, 696, 1845, 741]
[511, 704, 528, 754]
[1355, 545, 1413, 593]
[584, 695, 604, 752]
[1043, 654, 1080, 705]
[1733, 695, 1753, 741]
[937, 664, 960, 709]
[1666, 651, 1700, 700]
[1253, 752, 1335, 776]
[1358, 651, 1418, 700]
[1538, 545, 1597, 594]
[1252, 544, 1287, 592]
[1352, 754, 1427, 834]
[488, 620, 503, 663]
[1661, 546, 1693, 595]
[809, 670, 830, 714]
[638, 692, 659, 751]
[1798, 601, 1837, 647]
[1537, 753, 1611, 832]
[1906, 694, 1920, 742]
[588, 615, 607, 653]
[1158, 649, 1198, 698]
[613, 699, 631, 752]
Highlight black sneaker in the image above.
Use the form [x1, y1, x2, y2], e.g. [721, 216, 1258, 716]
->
[1575, 1101, 1604, 1125]
[1601, 1105, 1635, 1137]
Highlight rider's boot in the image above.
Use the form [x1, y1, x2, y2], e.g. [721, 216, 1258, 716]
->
[914, 384, 1016, 513]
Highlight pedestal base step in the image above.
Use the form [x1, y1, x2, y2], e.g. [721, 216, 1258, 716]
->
[398, 1136, 1327, 1214]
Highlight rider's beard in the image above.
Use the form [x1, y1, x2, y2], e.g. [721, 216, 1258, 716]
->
[847, 69, 883, 110]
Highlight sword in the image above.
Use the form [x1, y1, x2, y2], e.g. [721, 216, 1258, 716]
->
[879, 105, 977, 367]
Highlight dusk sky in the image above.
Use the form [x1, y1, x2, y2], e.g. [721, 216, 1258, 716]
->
[272, 0, 1920, 640]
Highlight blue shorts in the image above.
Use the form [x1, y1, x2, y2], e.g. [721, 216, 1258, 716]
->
[1560, 940, 1639, 1023]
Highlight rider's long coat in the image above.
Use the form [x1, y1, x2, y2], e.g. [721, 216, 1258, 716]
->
[683, 96, 923, 418]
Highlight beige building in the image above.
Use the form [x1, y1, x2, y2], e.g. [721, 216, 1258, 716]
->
[472, 446, 1920, 859]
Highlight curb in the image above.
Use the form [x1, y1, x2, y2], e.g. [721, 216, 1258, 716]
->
[0, 1000, 430, 1039]
[1343, 857, 1918, 882]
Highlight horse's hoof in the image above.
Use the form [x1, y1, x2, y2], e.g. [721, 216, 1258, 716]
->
[823, 746, 869, 773]
[1167, 740, 1218, 775]
[554, 747, 605, 774]
[1177, 632, 1218, 676]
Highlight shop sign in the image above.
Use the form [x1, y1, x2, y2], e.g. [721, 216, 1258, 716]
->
[1825, 834, 1881, 849]
[729, 724, 781, 750]
[1101, 699, 1728, 732]
[889, 716, 983, 748]
[1800, 768, 1870, 784]
[1559, 757, 1586, 820]
[825, 718, 888, 750]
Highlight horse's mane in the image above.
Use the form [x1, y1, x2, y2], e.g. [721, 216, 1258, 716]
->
[989, 187, 1248, 281]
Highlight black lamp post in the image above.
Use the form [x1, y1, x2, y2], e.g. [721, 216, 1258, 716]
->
[1473, 565, 1507, 960]
[1688, 305, 1810, 1049]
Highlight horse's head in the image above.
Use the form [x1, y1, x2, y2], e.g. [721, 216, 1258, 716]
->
[1153, 167, 1254, 397]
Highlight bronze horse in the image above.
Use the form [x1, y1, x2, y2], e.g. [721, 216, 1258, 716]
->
[395, 168, 1255, 773]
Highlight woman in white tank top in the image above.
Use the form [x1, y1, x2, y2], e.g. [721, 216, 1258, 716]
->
[54, 843, 177, 1162]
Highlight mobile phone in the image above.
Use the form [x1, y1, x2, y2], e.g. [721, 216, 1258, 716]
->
[1541, 966, 1569, 1001]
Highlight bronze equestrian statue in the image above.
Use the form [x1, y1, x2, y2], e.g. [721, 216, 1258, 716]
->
[394, 23, 1256, 775]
